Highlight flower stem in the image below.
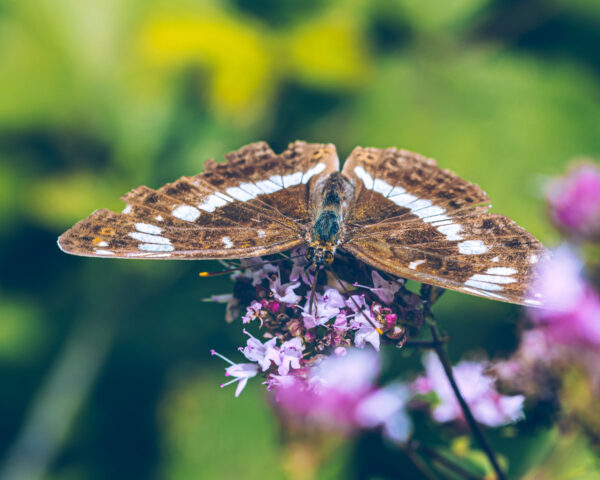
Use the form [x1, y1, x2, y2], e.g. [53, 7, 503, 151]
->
[413, 441, 484, 480]
[404, 336, 449, 348]
[426, 315, 506, 480]
[403, 442, 441, 480]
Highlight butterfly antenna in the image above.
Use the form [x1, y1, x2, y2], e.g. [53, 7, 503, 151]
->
[328, 268, 383, 335]
[199, 255, 303, 278]
[309, 265, 320, 316]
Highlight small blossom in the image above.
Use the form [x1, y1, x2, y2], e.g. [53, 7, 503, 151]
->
[547, 163, 600, 241]
[312, 348, 380, 394]
[333, 311, 349, 332]
[224, 363, 259, 397]
[266, 373, 299, 392]
[241, 330, 279, 371]
[352, 316, 381, 351]
[529, 245, 600, 347]
[301, 289, 344, 328]
[270, 269, 302, 305]
[354, 271, 402, 305]
[354, 384, 413, 443]
[273, 349, 412, 442]
[334, 346, 347, 356]
[232, 258, 278, 286]
[289, 247, 312, 284]
[264, 300, 281, 315]
[347, 296, 381, 350]
[413, 352, 524, 427]
[211, 349, 259, 397]
[241, 300, 263, 324]
[277, 337, 304, 375]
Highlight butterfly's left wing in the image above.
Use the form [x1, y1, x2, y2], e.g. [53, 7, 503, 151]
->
[58, 141, 338, 259]
[340, 147, 546, 306]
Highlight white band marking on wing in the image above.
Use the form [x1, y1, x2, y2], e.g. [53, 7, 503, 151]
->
[129, 232, 171, 245]
[354, 166, 374, 189]
[282, 171, 303, 188]
[469, 274, 516, 285]
[138, 243, 175, 252]
[302, 162, 326, 184]
[409, 259, 426, 270]
[135, 223, 162, 235]
[458, 240, 488, 255]
[463, 279, 503, 291]
[172, 205, 201, 222]
[486, 267, 517, 275]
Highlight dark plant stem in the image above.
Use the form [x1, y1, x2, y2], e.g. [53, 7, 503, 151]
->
[414, 441, 484, 480]
[404, 443, 441, 480]
[404, 337, 450, 348]
[424, 310, 506, 480]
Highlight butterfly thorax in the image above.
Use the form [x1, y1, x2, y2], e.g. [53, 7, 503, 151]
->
[306, 173, 354, 266]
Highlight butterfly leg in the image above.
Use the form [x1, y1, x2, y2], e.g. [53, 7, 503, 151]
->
[309, 265, 320, 316]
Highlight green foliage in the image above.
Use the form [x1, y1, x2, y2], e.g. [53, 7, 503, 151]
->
[1, 0, 599, 478]
[160, 371, 285, 480]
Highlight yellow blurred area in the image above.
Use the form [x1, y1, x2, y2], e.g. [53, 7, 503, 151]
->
[138, 13, 273, 119]
[137, 8, 368, 120]
[1, 0, 600, 478]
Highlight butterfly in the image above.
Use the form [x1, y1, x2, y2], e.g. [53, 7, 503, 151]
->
[58, 141, 545, 306]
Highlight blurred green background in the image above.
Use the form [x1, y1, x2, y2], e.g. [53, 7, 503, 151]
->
[1, 0, 599, 478]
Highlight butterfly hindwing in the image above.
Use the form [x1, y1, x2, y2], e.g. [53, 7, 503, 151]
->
[58, 141, 338, 259]
[340, 147, 545, 306]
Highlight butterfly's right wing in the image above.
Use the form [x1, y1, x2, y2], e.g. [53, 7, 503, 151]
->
[58, 141, 339, 259]
[340, 146, 546, 306]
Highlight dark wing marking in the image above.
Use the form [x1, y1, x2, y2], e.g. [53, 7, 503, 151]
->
[58, 141, 339, 259]
[340, 147, 546, 306]
[341, 146, 490, 232]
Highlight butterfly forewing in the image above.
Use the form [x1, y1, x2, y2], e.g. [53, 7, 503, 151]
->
[58, 141, 338, 259]
[340, 147, 546, 306]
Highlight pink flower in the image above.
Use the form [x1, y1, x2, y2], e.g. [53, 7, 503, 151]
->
[277, 337, 304, 375]
[241, 330, 279, 371]
[240, 331, 305, 375]
[354, 271, 402, 305]
[352, 317, 381, 351]
[547, 163, 600, 241]
[211, 350, 259, 397]
[270, 269, 301, 305]
[289, 247, 312, 284]
[241, 301, 263, 324]
[413, 352, 524, 427]
[346, 295, 380, 351]
[354, 384, 413, 443]
[232, 258, 278, 286]
[301, 288, 345, 328]
[529, 245, 600, 347]
[224, 363, 259, 397]
[273, 349, 412, 442]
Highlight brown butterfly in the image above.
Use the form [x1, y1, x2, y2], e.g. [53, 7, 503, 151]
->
[58, 141, 545, 306]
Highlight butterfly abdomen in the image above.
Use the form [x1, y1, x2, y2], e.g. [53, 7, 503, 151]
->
[310, 173, 354, 245]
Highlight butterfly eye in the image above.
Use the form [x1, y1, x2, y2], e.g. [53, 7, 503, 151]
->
[323, 251, 334, 265]
[306, 247, 315, 262]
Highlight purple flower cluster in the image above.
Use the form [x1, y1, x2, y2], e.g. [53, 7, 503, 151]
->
[210, 248, 525, 439]
[496, 161, 600, 415]
[413, 353, 525, 427]
[547, 163, 600, 242]
[211, 248, 424, 396]
[274, 349, 413, 443]
[529, 245, 600, 348]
